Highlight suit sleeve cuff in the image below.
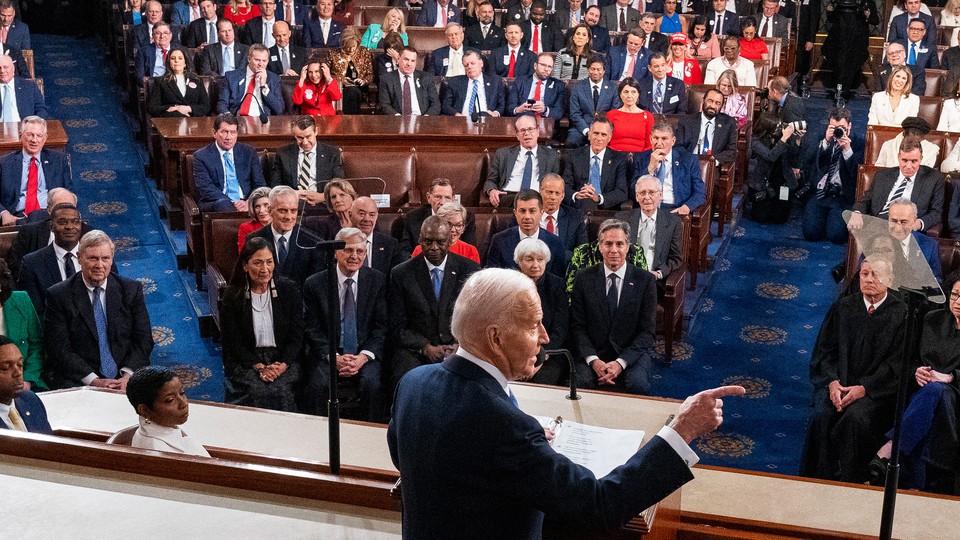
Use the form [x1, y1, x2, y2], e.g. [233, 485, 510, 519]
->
[918, 219, 925, 231]
[842, 148, 853, 160]
[120, 368, 133, 377]
[616, 358, 626, 370]
[361, 350, 376, 361]
[585, 355, 599, 365]
[597, 193, 604, 205]
[656, 425, 699, 468]
[82, 373, 98, 386]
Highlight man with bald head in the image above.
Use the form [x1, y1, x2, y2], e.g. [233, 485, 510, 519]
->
[0, 55, 47, 121]
[878, 42, 925, 95]
[266, 20, 306, 76]
[350, 196, 407, 277]
[134, 1, 178, 49]
[389, 266, 743, 537]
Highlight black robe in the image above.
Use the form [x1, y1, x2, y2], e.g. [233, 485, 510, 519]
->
[821, 0, 879, 92]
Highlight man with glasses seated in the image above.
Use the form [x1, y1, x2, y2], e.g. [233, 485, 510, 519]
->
[484, 115, 561, 208]
[401, 178, 477, 254]
[506, 52, 565, 120]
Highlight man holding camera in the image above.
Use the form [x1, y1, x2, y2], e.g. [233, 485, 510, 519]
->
[801, 107, 858, 244]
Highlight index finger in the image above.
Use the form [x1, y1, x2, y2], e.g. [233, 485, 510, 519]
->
[702, 385, 746, 398]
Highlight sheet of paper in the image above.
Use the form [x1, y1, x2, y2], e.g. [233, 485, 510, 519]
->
[534, 416, 645, 478]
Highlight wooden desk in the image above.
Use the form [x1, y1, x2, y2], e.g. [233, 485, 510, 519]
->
[153, 115, 554, 229]
[0, 120, 67, 156]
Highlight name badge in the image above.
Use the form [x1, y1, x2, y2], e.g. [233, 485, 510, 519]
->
[503, 55, 511, 64]
[669, 95, 679, 103]
[271, 55, 278, 61]
[443, 58, 449, 66]
[371, 194, 391, 208]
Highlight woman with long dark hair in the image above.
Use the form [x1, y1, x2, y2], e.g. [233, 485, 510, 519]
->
[147, 48, 211, 118]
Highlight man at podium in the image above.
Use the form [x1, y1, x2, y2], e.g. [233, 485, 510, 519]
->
[388, 267, 744, 538]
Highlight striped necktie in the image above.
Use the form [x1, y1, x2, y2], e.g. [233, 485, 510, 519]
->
[298, 151, 312, 190]
[881, 176, 910, 214]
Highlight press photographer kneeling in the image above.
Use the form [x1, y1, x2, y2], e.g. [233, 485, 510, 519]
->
[746, 111, 805, 224]
[800, 107, 858, 244]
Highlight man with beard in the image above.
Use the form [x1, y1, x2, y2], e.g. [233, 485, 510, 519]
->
[675, 88, 737, 164]
[464, 1, 505, 50]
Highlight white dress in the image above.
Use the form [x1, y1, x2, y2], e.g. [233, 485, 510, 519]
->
[131, 416, 212, 457]
[867, 91, 920, 127]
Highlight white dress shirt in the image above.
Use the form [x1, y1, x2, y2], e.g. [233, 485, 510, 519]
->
[250, 289, 277, 347]
[585, 264, 627, 368]
[132, 416, 212, 457]
[17, 151, 46, 212]
[460, 76, 488, 116]
[504, 145, 540, 192]
[399, 73, 423, 115]
[53, 242, 80, 280]
[446, 47, 465, 77]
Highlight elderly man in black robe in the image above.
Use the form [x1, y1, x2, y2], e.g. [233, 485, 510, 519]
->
[800, 258, 906, 483]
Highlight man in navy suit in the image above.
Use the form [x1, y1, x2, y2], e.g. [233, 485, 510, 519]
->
[676, 88, 737, 163]
[0, 55, 47, 121]
[634, 120, 706, 216]
[638, 53, 686, 114]
[0, 1, 29, 51]
[350, 196, 408, 278]
[277, 0, 309, 27]
[303, 0, 343, 48]
[507, 52, 565, 119]
[388, 216, 480, 389]
[490, 21, 536, 78]
[0, 117, 71, 225]
[562, 117, 630, 211]
[193, 113, 267, 212]
[604, 28, 649, 81]
[539, 174, 588, 262]
[18, 203, 83, 320]
[486, 189, 567, 275]
[580, 5, 610, 54]
[426, 23, 479, 77]
[171, 0, 202, 27]
[899, 18, 940, 70]
[136, 22, 176, 82]
[6, 188, 82, 278]
[197, 19, 250, 76]
[44, 231, 154, 391]
[567, 56, 620, 147]
[706, 0, 739, 37]
[181, 0, 220, 49]
[217, 44, 284, 116]
[888, 0, 937, 49]
[417, 0, 462, 27]
[639, 12, 670, 55]
[441, 50, 507, 117]
[245, 186, 323, 290]
[388, 265, 742, 537]
[303, 227, 388, 421]
[888, 198, 943, 283]
[464, 1, 505, 49]
[242, 0, 279, 47]
[0, 335, 52, 434]
[134, 1, 174, 49]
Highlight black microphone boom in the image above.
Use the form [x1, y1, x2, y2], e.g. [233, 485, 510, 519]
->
[543, 349, 580, 401]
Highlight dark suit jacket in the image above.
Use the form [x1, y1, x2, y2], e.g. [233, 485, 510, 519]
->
[778, 93, 806, 124]
[426, 45, 481, 77]
[0, 43, 30, 78]
[856, 166, 944, 232]
[401, 204, 477, 254]
[10, 78, 47, 120]
[220, 276, 304, 370]
[568, 78, 621, 135]
[898, 39, 940, 70]
[7, 220, 91, 279]
[582, 24, 611, 54]
[615, 208, 684, 280]
[757, 13, 791, 41]
[416, 0, 463, 27]
[520, 21, 564, 52]
[877, 62, 926, 95]
[604, 45, 649, 81]
[388, 253, 479, 350]
[43, 273, 153, 389]
[550, 7, 585, 30]
[0, 391, 51, 434]
[802, 138, 858, 206]
[266, 44, 308, 75]
[888, 12, 937, 49]
[486, 226, 568, 276]
[571, 263, 657, 366]
[370, 231, 408, 277]
[193, 142, 267, 212]
[912, 230, 943, 282]
[387, 354, 692, 538]
[182, 17, 220, 48]
[378, 70, 442, 115]
[464, 23, 506, 49]
[638, 73, 686, 114]
[147, 75, 211, 117]
[136, 44, 167, 81]
[562, 145, 630, 210]
[548, 204, 588, 261]
[488, 45, 536, 78]
[196, 41, 249, 76]
[506, 75, 565, 119]
[797, 0, 820, 44]
[706, 10, 740, 36]
[504, 4, 530, 24]
[599, 5, 639, 32]
[246, 225, 324, 289]
[440, 73, 507, 116]
[675, 112, 738, 164]
[243, 16, 281, 46]
[645, 32, 670, 56]
[217, 67, 285, 115]
[0, 149, 72, 216]
[303, 265, 388, 362]
[303, 16, 344, 48]
[134, 22, 182, 50]
[538, 271, 569, 349]
[1, 20, 30, 51]
[484, 144, 562, 195]
[277, 1, 310, 26]
[18, 243, 67, 320]
[633, 147, 707, 211]
[269, 141, 344, 191]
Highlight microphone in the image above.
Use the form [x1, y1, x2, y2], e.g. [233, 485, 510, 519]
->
[540, 348, 580, 401]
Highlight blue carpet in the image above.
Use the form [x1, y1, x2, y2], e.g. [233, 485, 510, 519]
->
[34, 35, 224, 401]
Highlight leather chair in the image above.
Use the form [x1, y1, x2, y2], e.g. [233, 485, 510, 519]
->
[341, 147, 417, 207]
[864, 125, 951, 172]
[414, 149, 488, 207]
[471, 208, 514, 266]
[281, 75, 299, 115]
[106, 426, 138, 446]
[688, 156, 715, 289]
[925, 69, 946, 98]
[204, 214, 249, 333]
[405, 27, 451, 55]
[917, 96, 945, 129]
[0, 230, 17, 262]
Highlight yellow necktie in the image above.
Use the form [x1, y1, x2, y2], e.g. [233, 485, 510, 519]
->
[8, 407, 26, 432]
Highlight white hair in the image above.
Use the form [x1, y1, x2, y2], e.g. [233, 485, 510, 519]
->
[451, 268, 537, 343]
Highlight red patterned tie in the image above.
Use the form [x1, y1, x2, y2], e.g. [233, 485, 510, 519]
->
[508, 50, 516, 78]
[546, 215, 555, 234]
[867, 304, 875, 316]
[25, 157, 39, 214]
[238, 76, 257, 116]
[532, 24, 539, 53]
[533, 80, 542, 118]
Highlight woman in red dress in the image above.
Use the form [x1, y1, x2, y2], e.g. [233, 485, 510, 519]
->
[412, 202, 480, 264]
[292, 58, 342, 116]
[738, 17, 769, 62]
[237, 187, 273, 253]
[224, 0, 260, 26]
[605, 78, 654, 153]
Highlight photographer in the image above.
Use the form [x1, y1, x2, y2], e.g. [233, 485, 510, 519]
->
[746, 111, 802, 224]
[821, 0, 879, 100]
[801, 107, 858, 244]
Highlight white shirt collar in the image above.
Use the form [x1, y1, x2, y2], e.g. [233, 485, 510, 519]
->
[271, 225, 292, 243]
[603, 264, 627, 281]
[425, 255, 448, 273]
[863, 292, 889, 311]
[52, 242, 79, 261]
[83, 274, 108, 293]
[519, 227, 540, 240]
[336, 264, 357, 284]
[457, 346, 510, 395]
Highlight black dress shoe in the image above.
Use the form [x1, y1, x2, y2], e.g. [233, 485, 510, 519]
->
[868, 456, 889, 486]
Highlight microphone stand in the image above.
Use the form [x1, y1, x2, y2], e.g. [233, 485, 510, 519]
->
[317, 239, 345, 474]
[544, 349, 580, 401]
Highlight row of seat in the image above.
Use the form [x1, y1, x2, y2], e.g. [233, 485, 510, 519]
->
[864, 124, 960, 175]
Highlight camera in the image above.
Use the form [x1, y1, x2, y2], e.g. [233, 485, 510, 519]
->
[787, 120, 807, 132]
[833, 126, 846, 139]
[751, 186, 778, 203]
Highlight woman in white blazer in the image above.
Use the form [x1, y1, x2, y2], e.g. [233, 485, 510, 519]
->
[868, 65, 919, 127]
[938, 80, 960, 132]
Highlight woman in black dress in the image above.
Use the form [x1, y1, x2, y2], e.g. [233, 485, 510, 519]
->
[147, 48, 211, 118]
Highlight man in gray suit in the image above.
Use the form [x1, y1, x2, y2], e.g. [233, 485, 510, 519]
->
[600, 0, 640, 33]
[378, 47, 441, 116]
[755, 0, 791, 41]
[615, 175, 684, 296]
[197, 19, 250, 76]
[484, 115, 560, 208]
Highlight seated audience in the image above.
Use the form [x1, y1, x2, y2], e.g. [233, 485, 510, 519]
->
[800, 259, 906, 483]
[606, 78, 655, 153]
[745, 111, 799, 224]
[0, 55, 46, 121]
[878, 42, 926, 96]
[539, 174, 587, 263]
[221, 236, 303, 411]
[756, 0, 791, 40]
[868, 65, 919, 127]
[716, 69, 749, 129]
[6, 188, 81, 278]
[570, 219, 657, 395]
[124, 0, 146, 25]
[0, 260, 43, 391]
[876, 117, 939, 168]
[389, 216, 480, 388]
[553, 23, 594, 80]
[18, 203, 83, 321]
[667, 33, 703, 85]
[245, 186, 323, 289]
[270, 115, 344, 206]
[303, 228, 388, 421]
[897, 18, 939, 69]
[303, 0, 344, 48]
[417, 0, 462, 27]
[688, 15, 721, 60]
[737, 17, 768, 61]
[706, 0, 739, 37]
[373, 32, 405, 86]
[676, 88, 738, 163]
[937, 80, 960, 133]
[615, 175, 685, 295]
[487, 189, 567, 275]
[507, 52, 565, 119]
[887, 0, 937, 50]
[218, 44, 284, 117]
[44, 231, 153, 391]
[801, 107, 858, 244]
[224, 0, 260, 26]
[313, 179, 357, 239]
[198, 19, 250, 77]
[633, 119, 707, 216]
[326, 26, 374, 114]
[126, 366, 211, 457]
[193, 113, 267, 213]
[887, 198, 942, 283]
[485, 116, 561, 207]
[0, 116, 73, 226]
[378, 46, 441, 116]
[351, 196, 407, 275]
[523, 2, 564, 53]
[133, 1, 170, 49]
[638, 53, 687, 114]
[441, 50, 507, 117]
[426, 23, 477, 77]
[266, 21, 307, 77]
[147, 48, 211, 118]
[181, 0, 220, 49]
[599, 0, 639, 34]
[241, 0, 278, 48]
[943, 0, 960, 30]
[514, 238, 568, 386]
[464, 2, 505, 50]
[579, 5, 611, 54]
[292, 58, 342, 116]
[604, 29, 649, 81]
[362, 7, 408, 49]
[566, 55, 620, 148]
[136, 21, 175, 82]
[704, 36, 757, 87]
[562, 117, 630, 211]
[402, 178, 476, 253]
[412, 202, 480, 265]
[237, 186, 272, 252]
[0, 335, 50, 434]
[490, 22, 536, 79]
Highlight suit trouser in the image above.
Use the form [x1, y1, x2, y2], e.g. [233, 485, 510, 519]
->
[305, 359, 383, 422]
[802, 196, 848, 244]
[573, 355, 651, 395]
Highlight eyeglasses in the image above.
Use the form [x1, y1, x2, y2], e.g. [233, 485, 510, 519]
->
[448, 221, 465, 230]
[636, 190, 661, 197]
[517, 127, 539, 134]
[951, 291, 960, 301]
[535, 62, 554, 68]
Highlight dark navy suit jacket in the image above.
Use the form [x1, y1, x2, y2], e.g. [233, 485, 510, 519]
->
[8, 78, 48, 119]
[898, 39, 940, 70]
[550, 204, 588, 261]
[277, 1, 310, 26]
[416, 0, 463, 27]
[136, 44, 169, 81]
[2, 20, 30, 51]
[440, 74, 507, 116]
[506, 75, 565, 119]
[604, 45, 649, 81]
[913, 230, 943, 282]
[568, 77, 620, 135]
[633, 147, 707, 212]
[1, 391, 51, 434]
[18, 244, 65, 320]
[638, 73, 687, 115]
[426, 45, 481, 77]
[488, 45, 536, 78]
[562, 145, 630, 210]
[888, 12, 937, 49]
[387, 354, 692, 538]
[0, 149, 72, 216]
[217, 67, 285, 115]
[486, 226, 568, 276]
[302, 16, 344, 48]
[303, 265, 388, 360]
[246, 224, 325, 290]
[193, 142, 267, 211]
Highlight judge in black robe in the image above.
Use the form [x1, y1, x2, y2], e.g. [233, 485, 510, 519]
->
[821, 0, 878, 97]
[800, 259, 906, 483]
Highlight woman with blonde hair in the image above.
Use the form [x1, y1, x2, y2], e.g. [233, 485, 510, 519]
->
[224, 0, 260, 26]
[361, 7, 409, 49]
[717, 70, 748, 129]
[867, 65, 919, 126]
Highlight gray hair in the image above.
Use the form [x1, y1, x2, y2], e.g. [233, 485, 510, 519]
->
[451, 268, 537, 343]
[436, 201, 467, 222]
[247, 186, 272, 219]
[634, 174, 660, 193]
[888, 197, 918, 217]
[513, 237, 551, 265]
[598, 218, 631, 240]
[79, 230, 115, 255]
[269, 185, 298, 206]
[47, 187, 77, 209]
[19, 115, 47, 135]
[335, 226, 366, 245]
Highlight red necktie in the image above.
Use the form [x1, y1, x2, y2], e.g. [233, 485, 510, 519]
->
[162, 48, 168, 63]
[239, 75, 257, 116]
[1, 26, 8, 44]
[623, 53, 635, 79]
[508, 50, 516, 78]
[533, 80, 542, 118]
[867, 304, 875, 315]
[25, 157, 39, 214]
[532, 24, 539, 53]
[442, 4, 448, 25]
[546, 215, 555, 234]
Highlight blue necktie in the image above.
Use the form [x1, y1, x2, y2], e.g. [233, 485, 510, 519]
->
[656, 161, 667, 190]
[277, 235, 288, 266]
[223, 151, 241, 201]
[909, 43, 917, 65]
[702, 120, 712, 154]
[222, 46, 232, 74]
[341, 277, 358, 355]
[1, 85, 12, 122]
[93, 286, 119, 379]
[606, 273, 619, 315]
[520, 150, 534, 190]
[653, 81, 663, 113]
[468, 79, 479, 116]
[208, 21, 216, 44]
[431, 267, 443, 299]
[507, 387, 519, 408]
[589, 155, 601, 195]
